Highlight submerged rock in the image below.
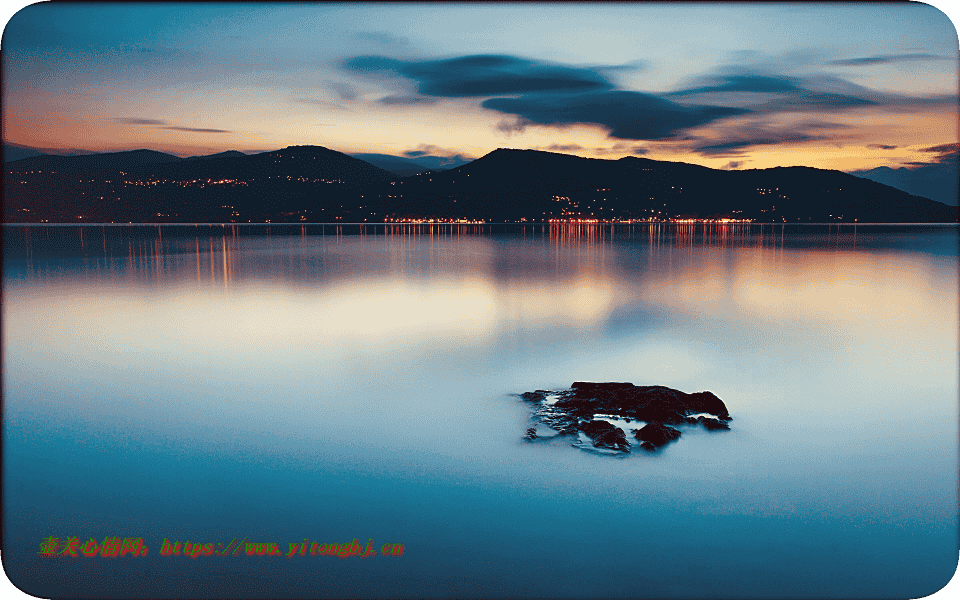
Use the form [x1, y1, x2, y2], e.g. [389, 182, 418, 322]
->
[633, 422, 681, 449]
[582, 420, 632, 452]
[516, 382, 731, 455]
[699, 416, 731, 430]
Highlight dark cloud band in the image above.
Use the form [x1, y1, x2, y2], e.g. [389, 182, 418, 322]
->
[113, 117, 168, 125]
[164, 126, 231, 133]
[482, 91, 749, 141]
[344, 54, 613, 97]
[830, 53, 950, 66]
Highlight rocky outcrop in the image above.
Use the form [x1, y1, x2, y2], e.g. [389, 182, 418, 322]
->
[581, 420, 632, 452]
[634, 422, 681, 450]
[517, 382, 731, 454]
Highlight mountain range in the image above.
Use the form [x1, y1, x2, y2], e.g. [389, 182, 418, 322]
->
[347, 153, 471, 177]
[4, 144, 956, 223]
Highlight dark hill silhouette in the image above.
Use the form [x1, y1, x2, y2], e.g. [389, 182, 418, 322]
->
[349, 153, 432, 177]
[129, 145, 394, 185]
[185, 150, 247, 161]
[5, 145, 396, 223]
[366, 149, 955, 223]
[349, 152, 472, 177]
[4, 146, 955, 223]
[848, 163, 958, 208]
[3, 143, 45, 162]
[7, 149, 182, 172]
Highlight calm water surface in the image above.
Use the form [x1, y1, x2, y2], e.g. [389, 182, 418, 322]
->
[3, 223, 957, 598]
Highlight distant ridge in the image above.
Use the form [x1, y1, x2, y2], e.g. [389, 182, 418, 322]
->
[367, 148, 956, 224]
[5, 145, 396, 223]
[7, 149, 182, 171]
[349, 152, 471, 177]
[130, 145, 395, 184]
[185, 150, 247, 161]
[4, 146, 956, 223]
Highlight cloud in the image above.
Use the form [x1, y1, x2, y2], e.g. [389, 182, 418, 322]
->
[397, 145, 473, 169]
[495, 117, 532, 135]
[353, 31, 410, 47]
[920, 142, 960, 156]
[343, 54, 613, 97]
[670, 74, 804, 95]
[113, 117, 229, 134]
[667, 72, 881, 113]
[694, 138, 809, 156]
[482, 90, 749, 141]
[690, 121, 847, 156]
[163, 126, 231, 133]
[329, 81, 358, 101]
[113, 117, 168, 125]
[290, 97, 347, 110]
[545, 144, 584, 152]
[868, 144, 898, 150]
[595, 143, 648, 155]
[378, 95, 438, 106]
[668, 70, 954, 116]
[401, 144, 457, 159]
[830, 53, 951, 66]
[720, 161, 745, 170]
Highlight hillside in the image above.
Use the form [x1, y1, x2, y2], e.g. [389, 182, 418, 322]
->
[364, 149, 955, 223]
[5, 146, 955, 223]
[5, 146, 395, 223]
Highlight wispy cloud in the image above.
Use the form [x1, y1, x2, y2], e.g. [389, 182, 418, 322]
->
[594, 143, 647, 155]
[666, 73, 879, 113]
[545, 143, 584, 152]
[829, 53, 951, 66]
[667, 70, 955, 115]
[163, 126, 230, 133]
[398, 144, 473, 169]
[344, 54, 613, 97]
[290, 97, 347, 110]
[483, 90, 748, 141]
[329, 81, 358, 101]
[379, 95, 438, 106]
[402, 144, 459, 159]
[353, 31, 411, 48]
[113, 116, 229, 133]
[720, 161, 746, 170]
[920, 142, 960, 157]
[690, 121, 849, 156]
[495, 117, 532, 136]
[867, 144, 898, 150]
[113, 117, 168, 125]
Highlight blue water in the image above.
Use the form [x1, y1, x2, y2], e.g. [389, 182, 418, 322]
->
[3, 223, 957, 598]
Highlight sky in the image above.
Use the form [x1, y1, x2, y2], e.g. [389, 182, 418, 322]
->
[2, 2, 958, 177]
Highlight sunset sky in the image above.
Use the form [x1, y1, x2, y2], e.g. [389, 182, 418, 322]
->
[2, 2, 957, 175]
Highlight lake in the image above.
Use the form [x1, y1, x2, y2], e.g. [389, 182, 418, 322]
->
[3, 223, 957, 598]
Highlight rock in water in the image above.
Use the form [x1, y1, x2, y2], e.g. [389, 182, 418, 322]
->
[699, 416, 731, 430]
[516, 382, 731, 454]
[634, 422, 681, 449]
[581, 420, 631, 452]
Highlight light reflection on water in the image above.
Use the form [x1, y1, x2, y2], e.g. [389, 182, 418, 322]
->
[3, 223, 957, 598]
